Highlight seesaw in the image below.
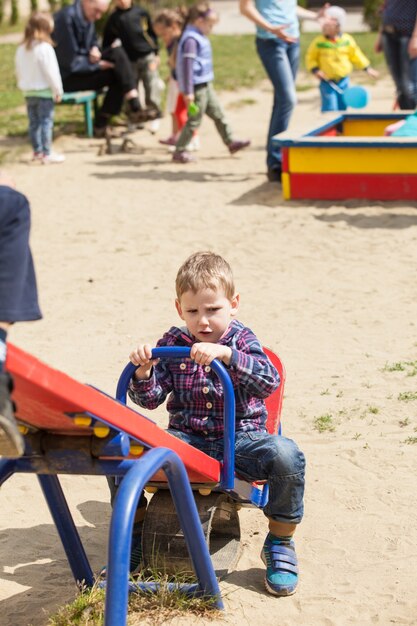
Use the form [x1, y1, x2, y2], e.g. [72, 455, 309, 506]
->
[2, 343, 284, 625]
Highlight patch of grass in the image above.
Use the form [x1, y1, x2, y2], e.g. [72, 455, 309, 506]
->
[0, 19, 26, 36]
[383, 360, 417, 376]
[367, 405, 379, 414]
[227, 97, 257, 109]
[295, 83, 314, 92]
[49, 574, 220, 626]
[313, 413, 335, 433]
[398, 391, 417, 402]
[49, 585, 105, 626]
[320, 388, 330, 395]
[403, 436, 417, 445]
[399, 418, 410, 428]
[212, 35, 266, 90]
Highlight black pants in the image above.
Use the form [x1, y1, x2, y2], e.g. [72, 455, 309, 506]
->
[63, 46, 136, 121]
[382, 30, 417, 109]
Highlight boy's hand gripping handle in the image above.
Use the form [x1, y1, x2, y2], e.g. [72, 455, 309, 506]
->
[116, 347, 236, 489]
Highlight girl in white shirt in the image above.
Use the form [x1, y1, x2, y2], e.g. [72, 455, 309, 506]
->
[15, 12, 65, 164]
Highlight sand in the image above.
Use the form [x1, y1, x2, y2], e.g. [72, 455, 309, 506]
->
[0, 75, 417, 625]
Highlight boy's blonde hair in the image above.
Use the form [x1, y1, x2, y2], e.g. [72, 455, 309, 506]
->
[23, 12, 54, 49]
[176, 251, 235, 300]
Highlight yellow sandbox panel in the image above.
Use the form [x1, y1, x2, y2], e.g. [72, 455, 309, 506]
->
[289, 147, 417, 174]
[342, 119, 393, 136]
[281, 172, 291, 199]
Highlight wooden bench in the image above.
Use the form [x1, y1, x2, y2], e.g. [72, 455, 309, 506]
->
[58, 90, 98, 138]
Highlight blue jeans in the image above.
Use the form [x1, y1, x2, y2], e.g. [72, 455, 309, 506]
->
[382, 32, 417, 109]
[256, 37, 300, 171]
[168, 429, 306, 525]
[25, 97, 55, 155]
[320, 76, 350, 112]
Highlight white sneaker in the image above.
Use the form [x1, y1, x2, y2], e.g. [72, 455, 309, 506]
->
[31, 152, 43, 162]
[148, 119, 160, 134]
[42, 152, 65, 164]
[186, 135, 201, 152]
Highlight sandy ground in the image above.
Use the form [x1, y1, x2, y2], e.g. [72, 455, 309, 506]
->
[0, 75, 417, 626]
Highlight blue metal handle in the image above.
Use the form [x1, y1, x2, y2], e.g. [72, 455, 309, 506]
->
[116, 347, 235, 490]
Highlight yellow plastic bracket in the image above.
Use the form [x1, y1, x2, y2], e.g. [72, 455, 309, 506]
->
[73, 415, 92, 427]
[130, 444, 144, 456]
[93, 425, 110, 438]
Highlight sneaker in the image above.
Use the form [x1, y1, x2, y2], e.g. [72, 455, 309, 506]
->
[0, 372, 24, 458]
[228, 140, 251, 155]
[172, 150, 195, 163]
[267, 167, 282, 183]
[186, 135, 201, 152]
[148, 119, 160, 134]
[261, 533, 298, 596]
[31, 152, 43, 162]
[159, 135, 177, 146]
[42, 152, 65, 164]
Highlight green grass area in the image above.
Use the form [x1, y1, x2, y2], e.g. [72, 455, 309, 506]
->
[48, 577, 220, 626]
[0, 31, 383, 138]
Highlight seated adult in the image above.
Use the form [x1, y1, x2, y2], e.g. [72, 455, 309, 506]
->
[53, 0, 141, 135]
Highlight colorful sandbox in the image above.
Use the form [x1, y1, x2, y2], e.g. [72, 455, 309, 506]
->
[273, 112, 417, 201]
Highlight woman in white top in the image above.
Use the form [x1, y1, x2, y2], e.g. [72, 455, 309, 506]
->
[15, 12, 65, 164]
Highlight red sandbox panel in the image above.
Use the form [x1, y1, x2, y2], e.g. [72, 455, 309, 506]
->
[289, 173, 417, 200]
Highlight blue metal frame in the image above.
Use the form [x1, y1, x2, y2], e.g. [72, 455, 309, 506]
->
[0, 347, 272, 624]
[0, 450, 222, 625]
[117, 347, 236, 490]
[104, 447, 223, 625]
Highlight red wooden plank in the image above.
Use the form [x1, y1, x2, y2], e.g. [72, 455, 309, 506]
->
[288, 173, 417, 200]
[6, 344, 221, 483]
[281, 148, 289, 173]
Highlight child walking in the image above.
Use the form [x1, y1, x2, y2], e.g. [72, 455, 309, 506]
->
[306, 5, 378, 112]
[127, 251, 306, 596]
[153, 8, 200, 151]
[172, 2, 250, 163]
[15, 12, 65, 164]
[102, 0, 163, 125]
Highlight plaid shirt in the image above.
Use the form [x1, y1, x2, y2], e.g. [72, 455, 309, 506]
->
[128, 320, 280, 440]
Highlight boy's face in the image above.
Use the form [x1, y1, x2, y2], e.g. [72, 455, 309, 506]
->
[175, 287, 239, 344]
[322, 17, 340, 38]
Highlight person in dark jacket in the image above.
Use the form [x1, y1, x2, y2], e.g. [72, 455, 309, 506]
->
[53, 0, 141, 134]
[103, 0, 162, 120]
[0, 171, 42, 458]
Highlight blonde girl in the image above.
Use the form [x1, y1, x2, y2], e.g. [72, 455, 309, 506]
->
[15, 12, 65, 164]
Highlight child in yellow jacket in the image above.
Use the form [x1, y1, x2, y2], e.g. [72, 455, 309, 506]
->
[306, 6, 378, 111]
